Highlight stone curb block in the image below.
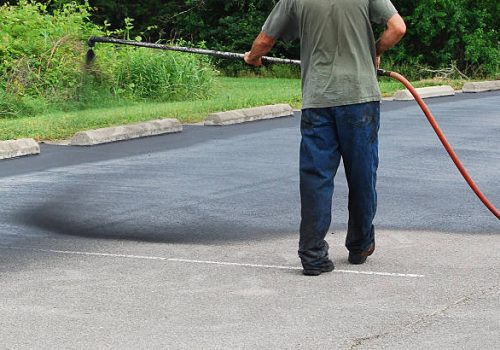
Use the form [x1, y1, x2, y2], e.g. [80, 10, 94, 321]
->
[70, 118, 182, 146]
[463, 80, 500, 93]
[393, 85, 455, 101]
[204, 104, 293, 126]
[0, 138, 40, 160]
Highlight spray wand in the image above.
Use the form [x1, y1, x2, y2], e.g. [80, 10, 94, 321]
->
[86, 36, 300, 66]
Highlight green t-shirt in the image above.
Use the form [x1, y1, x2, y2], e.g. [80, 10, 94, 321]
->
[262, 0, 397, 108]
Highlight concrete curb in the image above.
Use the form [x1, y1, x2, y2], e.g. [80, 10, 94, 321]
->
[393, 85, 455, 101]
[70, 118, 182, 146]
[463, 80, 500, 93]
[204, 104, 293, 126]
[0, 139, 40, 160]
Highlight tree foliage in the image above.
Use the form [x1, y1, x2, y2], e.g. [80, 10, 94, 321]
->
[80, 0, 499, 76]
[391, 0, 499, 76]
[1, 0, 498, 77]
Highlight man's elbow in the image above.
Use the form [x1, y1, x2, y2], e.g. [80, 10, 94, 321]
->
[258, 32, 277, 49]
[395, 21, 406, 38]
[388, 14, 406, 39]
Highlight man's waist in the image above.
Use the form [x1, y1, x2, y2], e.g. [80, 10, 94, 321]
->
[301, 95, 381, 110]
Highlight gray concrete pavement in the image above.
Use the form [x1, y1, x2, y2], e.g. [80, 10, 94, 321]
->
[0, 138, 40, 160]
[463, 80, 500, 93]
[70, 118, 182, 146]
[204, 104, 293, 125]
[393, 85, 454, 100]
[0, 91, 499, 349]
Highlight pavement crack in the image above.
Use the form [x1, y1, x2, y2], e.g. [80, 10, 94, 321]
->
[348, 333, 390, 350]
[347, 284, 499, 349]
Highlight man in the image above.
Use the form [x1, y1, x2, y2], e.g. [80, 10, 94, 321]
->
[244, 0, 406, 276]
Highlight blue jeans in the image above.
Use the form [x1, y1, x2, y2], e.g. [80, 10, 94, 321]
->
[298, 102, 380, 268]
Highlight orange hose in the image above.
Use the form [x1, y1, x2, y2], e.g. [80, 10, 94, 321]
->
[382, 70, 499, 220]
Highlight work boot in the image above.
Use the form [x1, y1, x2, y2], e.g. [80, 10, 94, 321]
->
[302, 259, 335, 276]
[348, 242, 375, 265]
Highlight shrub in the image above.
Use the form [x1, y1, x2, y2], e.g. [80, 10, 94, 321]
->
[0, 0, 98, 115]
[111, 47, 215, 101]
[0, 0, 216, 118]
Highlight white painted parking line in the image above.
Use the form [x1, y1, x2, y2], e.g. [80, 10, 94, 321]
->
[169, 258, 425, 278]
[2, 246, 168, 261]
[0, 246, 424, 278]
[168, 257, 301, 270]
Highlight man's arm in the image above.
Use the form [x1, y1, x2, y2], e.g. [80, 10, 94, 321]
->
[375, 13, 406, 67]
[244, 32, 277, 66]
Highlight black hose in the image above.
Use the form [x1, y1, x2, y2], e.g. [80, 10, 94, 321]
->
[86, 36, 301, 66]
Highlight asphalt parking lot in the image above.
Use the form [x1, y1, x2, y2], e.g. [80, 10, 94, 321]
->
[1, 91, 499, 349]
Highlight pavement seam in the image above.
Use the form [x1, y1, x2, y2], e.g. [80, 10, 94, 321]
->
[346, 284, 499, 349]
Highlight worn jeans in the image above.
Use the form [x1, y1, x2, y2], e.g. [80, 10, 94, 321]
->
[298, 102, 380, 269]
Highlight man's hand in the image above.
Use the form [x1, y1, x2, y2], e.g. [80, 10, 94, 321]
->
[244, 32, 276, 67]
[244, 52, 263, 67]
[375, 55, 381, 69]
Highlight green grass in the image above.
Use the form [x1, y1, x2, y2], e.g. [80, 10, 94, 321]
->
[0, 77, 301, 141]
[0, 76, 467, 141]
